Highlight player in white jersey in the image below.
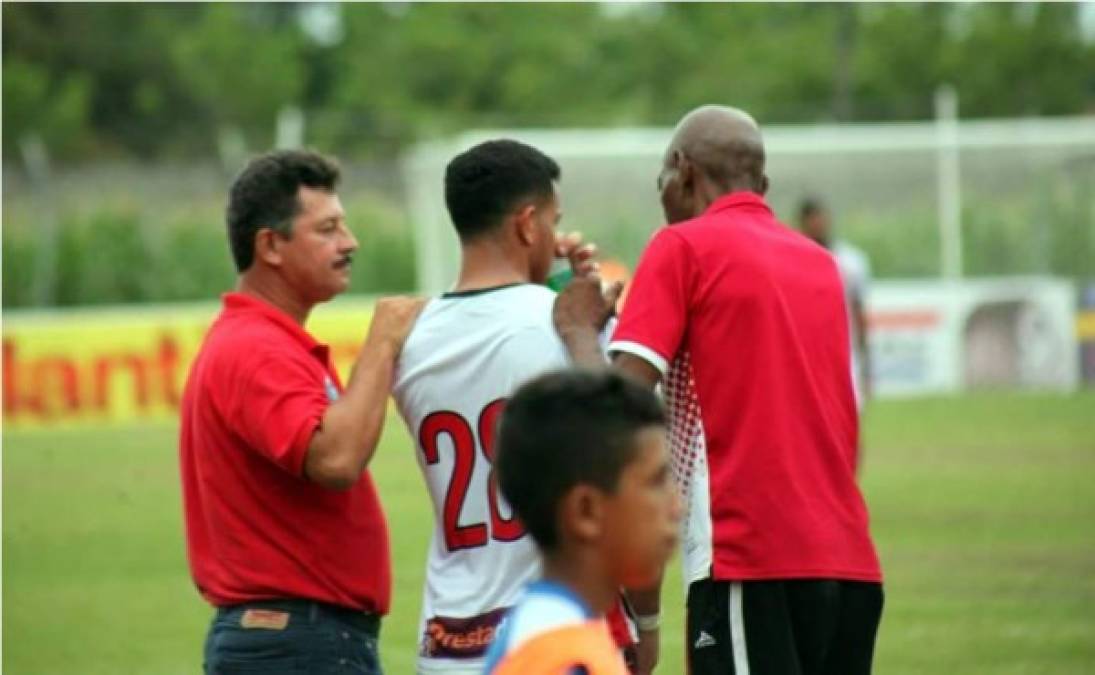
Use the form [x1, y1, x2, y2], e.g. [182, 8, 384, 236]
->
[799, 197, 873, 406]
[395, 283, 571, 673]
[392, 139, 620, 674]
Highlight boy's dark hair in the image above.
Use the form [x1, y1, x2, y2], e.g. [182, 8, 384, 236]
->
[444, 139, 560, 243]
[496, 370, 665, 552]
[226, 149, 341, 272]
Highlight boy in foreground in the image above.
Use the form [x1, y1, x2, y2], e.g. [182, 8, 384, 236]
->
[484, 370, 682, 675]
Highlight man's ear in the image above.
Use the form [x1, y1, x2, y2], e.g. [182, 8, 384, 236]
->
[559, 484, 605, 545]
[759, 174, 770, 196]
[677, 153, 695, 193]
[676, 153, 704, 216]
[254, 228, 284, 267]
[514, 204, 538, 247]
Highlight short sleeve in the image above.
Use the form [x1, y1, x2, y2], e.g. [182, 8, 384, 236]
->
[609, 228, 694, 376]
[226, 350, 329, 476]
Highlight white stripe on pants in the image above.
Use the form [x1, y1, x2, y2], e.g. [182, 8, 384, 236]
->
[729, 582, 751, 675]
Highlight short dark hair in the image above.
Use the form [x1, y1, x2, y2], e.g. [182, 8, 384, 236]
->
[443, 139, 560, 242]
[226, 149, 341, 271]
[798, 195, 826, 221]
[496, 370, 666, 552]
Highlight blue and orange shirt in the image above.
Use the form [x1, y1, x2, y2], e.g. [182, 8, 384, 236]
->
[483, 580, 628, 675]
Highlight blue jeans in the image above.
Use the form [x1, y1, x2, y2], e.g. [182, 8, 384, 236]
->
[204, 599, 383, 675]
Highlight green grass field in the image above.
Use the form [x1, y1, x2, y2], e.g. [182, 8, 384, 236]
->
[4, 392, 1094, 674]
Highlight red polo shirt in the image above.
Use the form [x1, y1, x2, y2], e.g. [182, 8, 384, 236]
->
[609, 192, 881, 584]
[180, 292, 391, 613]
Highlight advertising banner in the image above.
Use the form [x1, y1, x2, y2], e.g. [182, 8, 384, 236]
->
[3, 278, 1081, 428]
[3, 297, 376, 429]
[869, 278, 1079, 396]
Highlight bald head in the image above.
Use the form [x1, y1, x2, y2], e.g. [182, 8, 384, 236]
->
[668, 105, 766, 194]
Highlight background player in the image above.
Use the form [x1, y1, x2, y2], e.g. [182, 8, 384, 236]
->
[392, 139, 623, 675]
[484, 370, 681, 675]
[799, 196, 873, 407]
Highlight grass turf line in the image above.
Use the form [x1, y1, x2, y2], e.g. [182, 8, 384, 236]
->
[3, 392, 1094, 674]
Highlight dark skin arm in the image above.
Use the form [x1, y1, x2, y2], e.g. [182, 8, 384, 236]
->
[851, 295, 871, 399]
[612, 354, 662, 675]
[552, 274, 624, 368]
[554, 275, 666, 674]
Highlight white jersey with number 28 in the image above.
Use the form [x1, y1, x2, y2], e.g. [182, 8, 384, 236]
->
[393, 283, 572, 675]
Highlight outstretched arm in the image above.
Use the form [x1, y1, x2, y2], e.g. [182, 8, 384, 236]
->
[305, 296, 425, 489]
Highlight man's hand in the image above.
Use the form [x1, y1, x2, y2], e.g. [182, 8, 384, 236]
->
[364, 296, 427, 355]
[552, 275, 623, 369]
[556, 231, 600, 278]
[634, 627, 660, 675]
[553, 274, 623, 338]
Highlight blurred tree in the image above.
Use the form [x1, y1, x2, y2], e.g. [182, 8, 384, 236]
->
[946, 3, 1095, 117]
[2, 58, 91, 157]
[3, 3, 1094, 308]
[853, 3, 948, 119]
[2, 2, 1093, 162]
[2, 3, 206, 159]
[832, 3, 858, 121]
[321, 3, 607, 152]
[171, 4, 305, 152]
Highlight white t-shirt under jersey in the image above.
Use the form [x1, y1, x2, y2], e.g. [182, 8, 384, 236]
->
[393, 283, 572, 675]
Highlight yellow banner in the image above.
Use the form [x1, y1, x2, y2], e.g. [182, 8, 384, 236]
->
[1077, 310, 1095, 341]
[3, 297, 376, 429]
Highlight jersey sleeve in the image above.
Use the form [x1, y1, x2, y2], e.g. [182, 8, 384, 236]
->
[225, 349, 328, 476]
[608, 228, 695, 376]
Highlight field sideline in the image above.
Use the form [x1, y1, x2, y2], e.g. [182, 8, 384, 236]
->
[4, 392, 1094, 674]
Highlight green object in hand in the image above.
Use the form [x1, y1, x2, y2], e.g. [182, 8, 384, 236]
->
[545, 267, 573, 292]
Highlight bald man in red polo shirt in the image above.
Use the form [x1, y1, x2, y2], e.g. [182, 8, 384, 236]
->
[555, 106, 883, 675]
[180, 149, 423, 674]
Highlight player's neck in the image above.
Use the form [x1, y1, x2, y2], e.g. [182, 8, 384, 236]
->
[236, 272, 312, 325]
[452, 242, 530, 293]
[541, 551, 617, 617]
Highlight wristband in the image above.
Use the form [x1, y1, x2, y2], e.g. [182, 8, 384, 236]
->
[634, 612, 660, 632]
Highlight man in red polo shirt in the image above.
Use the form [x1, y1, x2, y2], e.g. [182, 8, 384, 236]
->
[180, 149, 423, 674]
[554, 106, 883, 675]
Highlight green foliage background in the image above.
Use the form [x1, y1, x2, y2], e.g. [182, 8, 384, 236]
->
[3, 3, 1094, 307]
[5, 4, 1094, 160]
